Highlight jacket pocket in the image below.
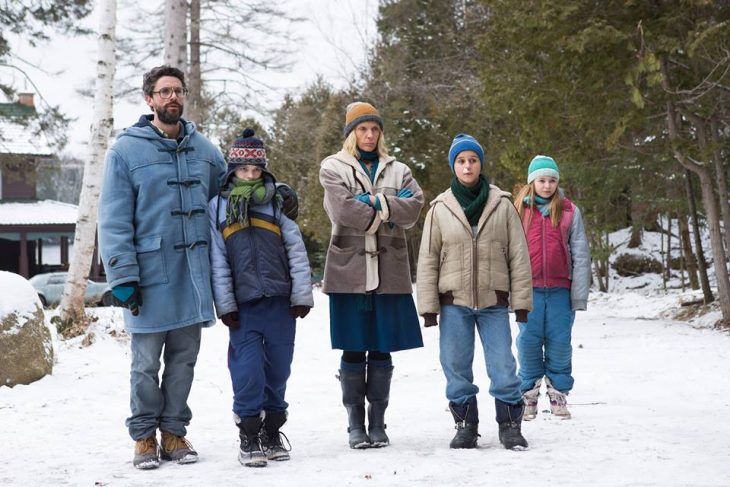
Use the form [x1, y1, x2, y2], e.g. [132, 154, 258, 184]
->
[490, 241, 510, 290]
[135, 235, 169, 286]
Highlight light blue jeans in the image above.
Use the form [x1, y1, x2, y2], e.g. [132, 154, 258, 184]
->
[439, 304, 522, 405]
[126, 324, 202, 440]
[517, 287, 575, 393]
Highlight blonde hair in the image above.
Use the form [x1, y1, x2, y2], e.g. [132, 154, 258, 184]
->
[514, 182, 564, 228]
[342, 129, 390, 159]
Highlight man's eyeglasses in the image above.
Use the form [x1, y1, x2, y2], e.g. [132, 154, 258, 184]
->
[152, 87, 188, 99]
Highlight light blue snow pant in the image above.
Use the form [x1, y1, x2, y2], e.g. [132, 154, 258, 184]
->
[126, 324, 202, 440]
[439, 304, 522, 405]
[517, 287, 575, 393]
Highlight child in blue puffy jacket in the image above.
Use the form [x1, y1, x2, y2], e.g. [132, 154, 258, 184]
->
[208, 128, 313, 468]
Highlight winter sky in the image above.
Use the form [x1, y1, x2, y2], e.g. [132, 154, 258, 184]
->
[1, 0, 378, 157]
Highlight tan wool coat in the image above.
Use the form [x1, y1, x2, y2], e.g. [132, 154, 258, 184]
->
[416, 185, 533, 316]
[319, 149, 424, 294]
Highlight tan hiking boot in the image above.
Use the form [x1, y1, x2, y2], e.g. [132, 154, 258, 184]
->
[160, 431, 199, 464]
[133, 436, 160, 470]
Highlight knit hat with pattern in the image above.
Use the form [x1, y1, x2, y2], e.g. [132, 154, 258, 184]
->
[224, 128, 268, 183]
[343, 102, 383, 138]
[527, 155, 559, 184]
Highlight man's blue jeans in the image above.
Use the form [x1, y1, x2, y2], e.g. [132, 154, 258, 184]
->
[126, 324, 202, 440]
[439, 304, 522, 405]
[517, 287, 575, 393]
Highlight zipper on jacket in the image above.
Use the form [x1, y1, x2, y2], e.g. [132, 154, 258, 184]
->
[472, 235, 479, 309]
[248, 228, 267, 297]
[541, 215, 548, 288]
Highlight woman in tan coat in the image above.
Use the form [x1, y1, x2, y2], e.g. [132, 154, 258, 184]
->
[319, 102, 424, 450]
[416, 133, 532, 451]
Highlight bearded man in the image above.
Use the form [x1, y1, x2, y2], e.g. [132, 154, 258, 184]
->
[98, 65, 225, 469]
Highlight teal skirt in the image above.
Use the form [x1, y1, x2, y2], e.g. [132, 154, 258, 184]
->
[329, 293, 424, 352]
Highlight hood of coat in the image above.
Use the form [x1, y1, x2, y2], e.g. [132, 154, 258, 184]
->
[322, 149, 396, 171]
[117, 114, 197, 143]
[430, 184, 512, 232]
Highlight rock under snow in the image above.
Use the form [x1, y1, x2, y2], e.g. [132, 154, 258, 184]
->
[0, 271, 53, 387]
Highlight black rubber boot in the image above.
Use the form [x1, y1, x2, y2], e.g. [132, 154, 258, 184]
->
[495, 399, 529, 450]
[449, 396, 479, 449]
[339, 367, 371, 449]
[262, 410, 290, 461]
[237, 416, 267, 467]
[366, 365, 393, 447]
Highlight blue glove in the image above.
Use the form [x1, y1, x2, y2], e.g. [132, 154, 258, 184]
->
[111, 282, 143, 316]
[396, 188, 413, 198]
[355, 193, 372, 206]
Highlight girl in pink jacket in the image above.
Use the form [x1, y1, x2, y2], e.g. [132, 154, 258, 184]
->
[514, 155, 591, 421]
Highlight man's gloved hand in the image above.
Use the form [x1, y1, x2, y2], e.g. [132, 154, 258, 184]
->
[423, 313, 438, 327]
[275, 182, 299, 221]
[355, 193, 373, 206]
[111, 282, 143, 316]
[221, 311, 239, 328]
[289, 305, 311, 319]
[396, 187, 413, 198]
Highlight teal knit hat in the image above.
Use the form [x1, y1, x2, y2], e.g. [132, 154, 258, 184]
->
[527, 155, 559, 184]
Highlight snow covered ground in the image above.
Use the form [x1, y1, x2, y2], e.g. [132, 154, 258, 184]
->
[2, 287, 729, 486]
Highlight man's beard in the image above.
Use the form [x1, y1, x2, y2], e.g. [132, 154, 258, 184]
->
[156, 103, 184, 124]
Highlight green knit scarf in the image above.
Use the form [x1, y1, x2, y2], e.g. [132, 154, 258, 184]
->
[226, 177, 266, 225]
[451, 175, 490, 226]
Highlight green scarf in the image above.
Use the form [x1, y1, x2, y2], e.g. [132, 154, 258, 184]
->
[226, 177, 266, 225]
[358, 149, 379, 182]
[451, 175, 490, 226]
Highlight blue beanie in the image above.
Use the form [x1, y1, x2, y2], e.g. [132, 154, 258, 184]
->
[448, 133, 484, 172]
[527, 155, 559, 184]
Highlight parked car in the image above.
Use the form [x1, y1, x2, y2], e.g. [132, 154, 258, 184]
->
[29, 272, 112, 308]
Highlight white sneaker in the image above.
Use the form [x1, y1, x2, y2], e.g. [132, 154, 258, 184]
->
[522, 378, 542, 421]
[545, 377, 571, 419]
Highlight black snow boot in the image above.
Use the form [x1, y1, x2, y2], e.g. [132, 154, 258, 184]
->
[237, 416, 267, 467]
[366, 364, 393, 447]
[495, 399, 529, 450]
[262, 410, 291, 461]
[449, 396, 479, 449]
[339, 367, 371, 449]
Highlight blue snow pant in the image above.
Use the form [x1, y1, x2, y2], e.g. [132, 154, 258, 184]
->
[127, 324, 202, 440]
[439, 304, 522, 406]
[228, 296, 296, 418]
[516, 287, 575, 394]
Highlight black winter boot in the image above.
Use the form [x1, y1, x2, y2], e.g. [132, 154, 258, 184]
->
[237, 415, 267, 467]
[262, 410, 291, 461]
[339, 367, 371, 449]
[366, 365, 393, 447]
[495, 399, 529, 450]
[449, 396, 479, 449]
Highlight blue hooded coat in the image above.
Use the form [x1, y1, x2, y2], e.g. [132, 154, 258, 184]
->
[98, 115, 226, 333]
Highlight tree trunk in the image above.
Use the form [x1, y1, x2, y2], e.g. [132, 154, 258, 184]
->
[678, 212, 699, 290]
[164, 0, 188, 69]
[661, 57, 730, 322]
[59, 0, 117, 325]
[710, 116, 730, 256]
[187, 0, 203, 126]
[685, 169, 713, 301]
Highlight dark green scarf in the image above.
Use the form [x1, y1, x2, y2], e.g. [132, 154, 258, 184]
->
[358, 149, 379, 182]
[451, 175, 490, 226]
[226, 177, 267, 225]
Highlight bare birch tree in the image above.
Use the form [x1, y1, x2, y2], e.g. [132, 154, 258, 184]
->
[59, 0, 117, 325]
[164, 0, 188, 69]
